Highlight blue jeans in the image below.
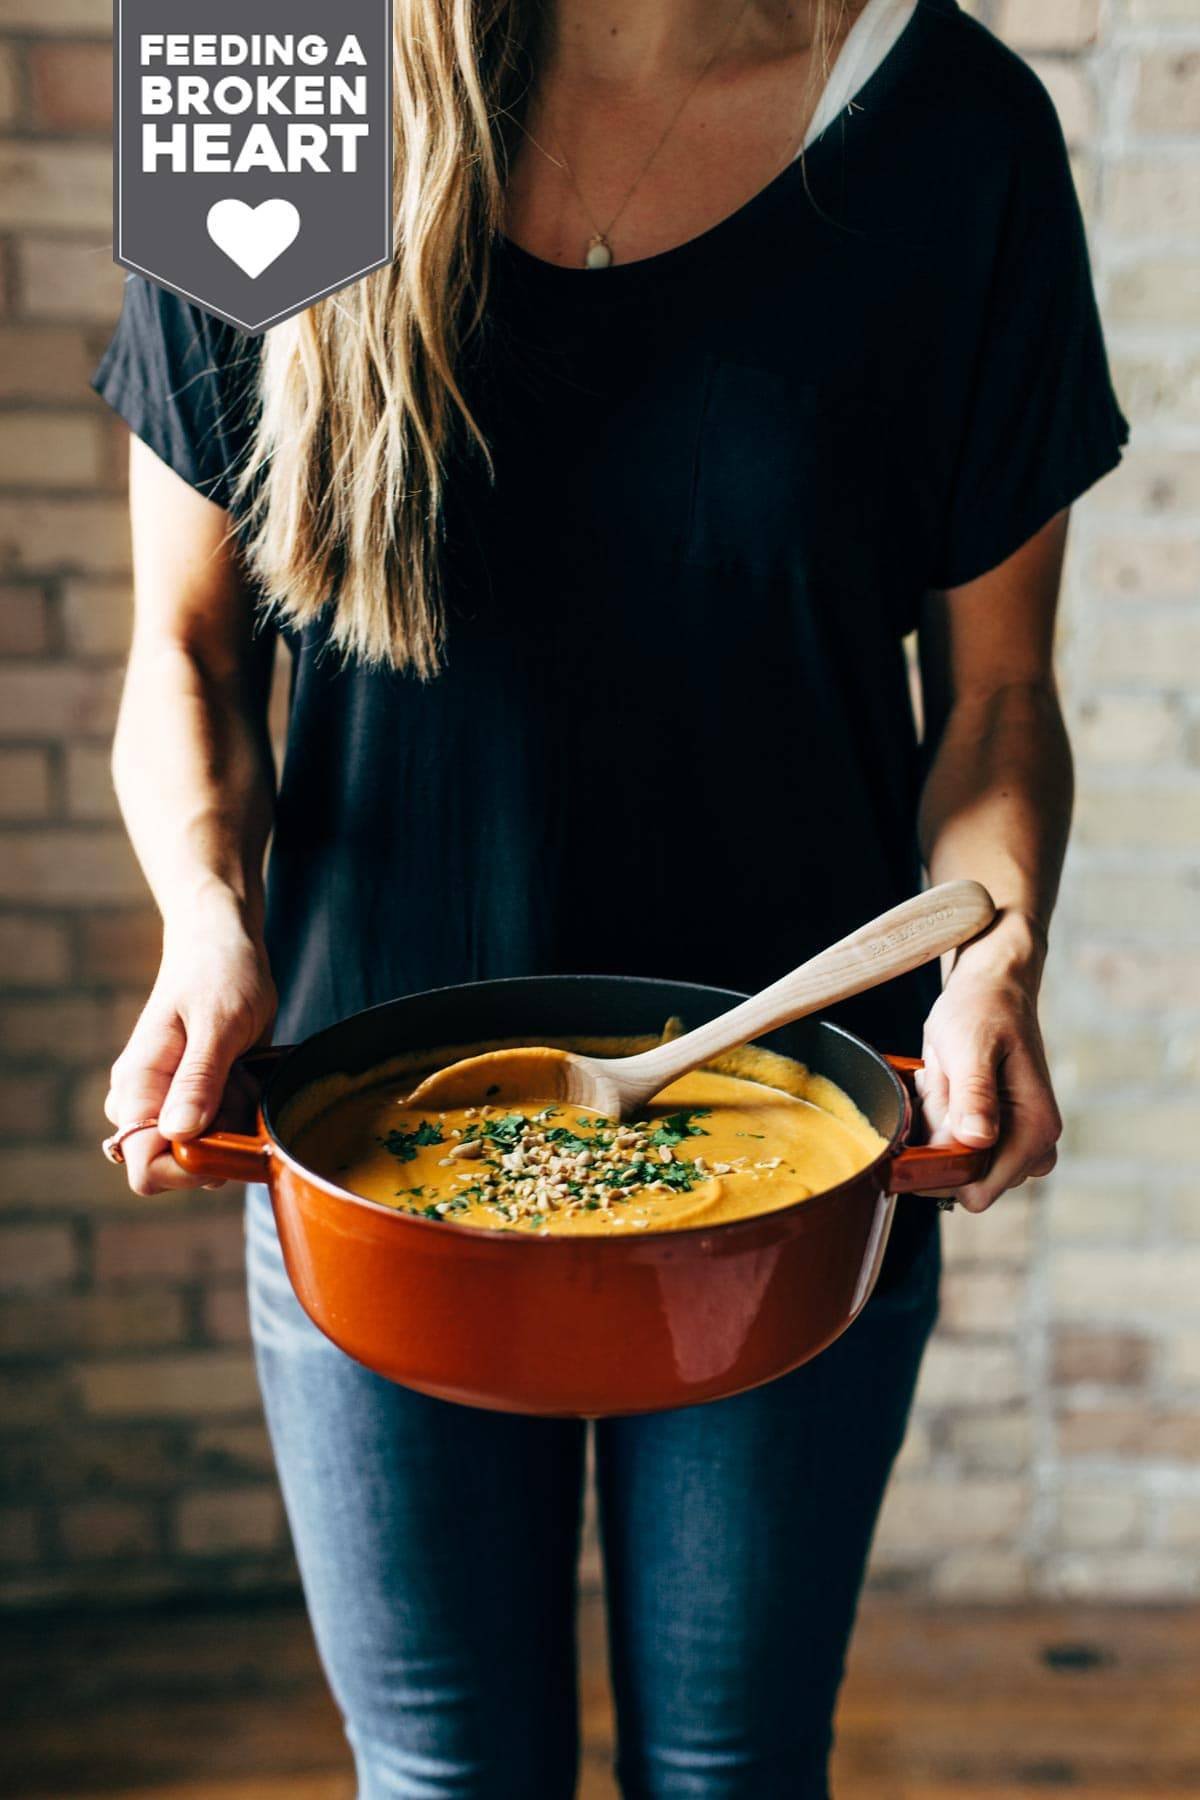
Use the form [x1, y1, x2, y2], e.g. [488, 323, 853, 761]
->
[247, 1183, 938, 1799]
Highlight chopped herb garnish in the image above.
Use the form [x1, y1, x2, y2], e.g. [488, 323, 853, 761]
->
[650, 1108, 710, 1147]
[379, 1120, 444, 1162]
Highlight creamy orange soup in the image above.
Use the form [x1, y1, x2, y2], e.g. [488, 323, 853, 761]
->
[284, 1034, 887, 1236]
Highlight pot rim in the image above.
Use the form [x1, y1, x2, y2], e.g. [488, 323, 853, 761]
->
[257, 973, 913, 1248]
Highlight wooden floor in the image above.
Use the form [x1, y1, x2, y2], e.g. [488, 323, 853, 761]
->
[2, 1593, 1197, 1799]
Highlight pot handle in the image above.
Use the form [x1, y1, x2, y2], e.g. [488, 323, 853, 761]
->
[168, 1045, 290, 1184]
[884, 1053, 992, 1194]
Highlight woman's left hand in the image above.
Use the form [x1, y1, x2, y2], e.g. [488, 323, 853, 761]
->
[914, 916, 1062, 1213]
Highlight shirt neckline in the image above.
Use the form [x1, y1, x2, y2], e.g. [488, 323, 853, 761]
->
[499, 0, 931, 290]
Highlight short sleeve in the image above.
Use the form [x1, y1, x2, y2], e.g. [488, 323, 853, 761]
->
[91, 277, 259, 512]
[931, 83, 1129, 590]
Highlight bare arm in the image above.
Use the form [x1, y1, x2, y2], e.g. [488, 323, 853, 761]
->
[914, 512, 1072, 1209]
[105, 436, 278, 1194]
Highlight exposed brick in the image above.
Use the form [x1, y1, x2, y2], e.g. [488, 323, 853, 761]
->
[0, 328, 96, 402]
[94, 1209, 244, 1283]
[0, 1288, 185, 1353]
[78, 908, 160, 985]
[1074, 779, 1200, 851]
[1102, 449, 1200, 519]
[28, 40, 112, 132]
[1030, 57, 1095, 145]
[78, 1351, 260, 1419]
[0, 43, 17, 128]
[64, 742, 117, 818]
[0, 915, 70, 986]
[60, 1497, 157, 1561]
[1045, 1182, 1150, 1243]
[0, 745, 53, 819]
[0, 1222, 75, 1291]
[0, 1144, 128, 1212]
[996, 0, 1098, 50]
[0, 496, 131, 574]
[0, 995, 116, 1061]
[937, 1268, 1024, 1335]
[1104, 158, 1200, 238]
[1084, 608, 1200, 686]
[1046, 1548, 1195, 1601]
[1132, 49, 1200, 136]
[874, 1478, 1027, 1554]
[1162, 1498, 1200, 1547]
[1108, 257, 1200, 328]
[0, 661, 121, 738]
[67, 1064, 109, 1142]
[1170, 1189, 1200, 1241]
[0, 411, 104, 489]
[0, 0, 1194, 1617]
[61, 576, 132, 657]
[0, 141, 110, 232]
[0, 583, 49, 653]
[0, 1068, 61, 1138]
[1087, 533, 1200, 600]
[1053, 1483, 1142, 1549]
[1110, 349, 1200, 431]
[0, 1424, 182, 1500]
[17, 236, 125, 325]
[1050, 1024, 1163, 1097]
[940, 1193, 1033, 1267]
[175, 1485, 281, 1556]
[0, 0, 111, 28]
[0, 1366, 75, 1428]
[0, 827, 144, 904]
[1057, 1406, 1200, 1460]
[915, 1342, 1027, 1409]
[1165, 1320, 1200, 1385]
[1127, 0, 1200, 17]
[204, 1281, 250, 1345]
[1072, 870, 1200, 936]
[947, 1409, 1032, 1474]
[1073, 944, 1200, 1014]
[1064, 1099, 1199, 1164]
[927, 1549, 1030, 1601]
[0, 1506, 40, 1566]
[1051, 1248, 1200, 1318]
[190, 1421, 276, 1480]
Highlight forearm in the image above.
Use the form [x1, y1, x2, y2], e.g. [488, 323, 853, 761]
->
[112, 634, 275, 943]
[917, 679, 1073, 990]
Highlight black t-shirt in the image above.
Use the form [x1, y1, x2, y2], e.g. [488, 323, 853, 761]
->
[94, 0, 1127, 1280]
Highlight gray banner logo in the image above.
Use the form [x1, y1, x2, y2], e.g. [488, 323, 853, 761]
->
[114, 0, 393, 334]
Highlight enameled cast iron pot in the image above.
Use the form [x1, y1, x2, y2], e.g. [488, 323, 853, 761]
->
[172, 975, 988, 1417]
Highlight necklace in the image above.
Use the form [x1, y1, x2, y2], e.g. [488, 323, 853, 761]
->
[534, 0, 755, 269]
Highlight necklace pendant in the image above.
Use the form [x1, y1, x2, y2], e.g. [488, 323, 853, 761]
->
[585, 234, 613, 270]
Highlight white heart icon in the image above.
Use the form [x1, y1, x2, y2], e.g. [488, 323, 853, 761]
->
[206, 198, 301, 280]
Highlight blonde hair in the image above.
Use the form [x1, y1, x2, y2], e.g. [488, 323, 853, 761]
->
[239, 0, 841, 676]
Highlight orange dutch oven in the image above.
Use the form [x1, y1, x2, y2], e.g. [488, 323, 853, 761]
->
[170, 975, 986, 1418]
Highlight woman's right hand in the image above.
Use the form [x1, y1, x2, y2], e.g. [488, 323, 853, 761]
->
[105, 895, 278, 1196]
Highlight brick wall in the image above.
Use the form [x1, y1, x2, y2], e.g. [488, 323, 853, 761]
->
[0, 0, 1196, 1606]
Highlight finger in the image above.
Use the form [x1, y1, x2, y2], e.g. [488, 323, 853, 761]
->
[108, 1007, 184, 1125]
[122, 1130, 219, 1198]
[953, 1051, 1061, 1213]
[942, 1041, 1002, 1149]
[107, 1010, 190, 1194]
[914, 1042, 950, 1137]
[158, 1010, 243, 1139]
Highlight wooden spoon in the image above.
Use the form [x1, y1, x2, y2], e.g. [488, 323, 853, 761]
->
[406, 880, 995, 1119]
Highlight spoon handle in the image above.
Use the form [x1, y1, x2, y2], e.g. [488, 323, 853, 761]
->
[615, 880, 995, 1106]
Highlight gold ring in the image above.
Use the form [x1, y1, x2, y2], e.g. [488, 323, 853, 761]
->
[101, 1118, 161, 1165]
